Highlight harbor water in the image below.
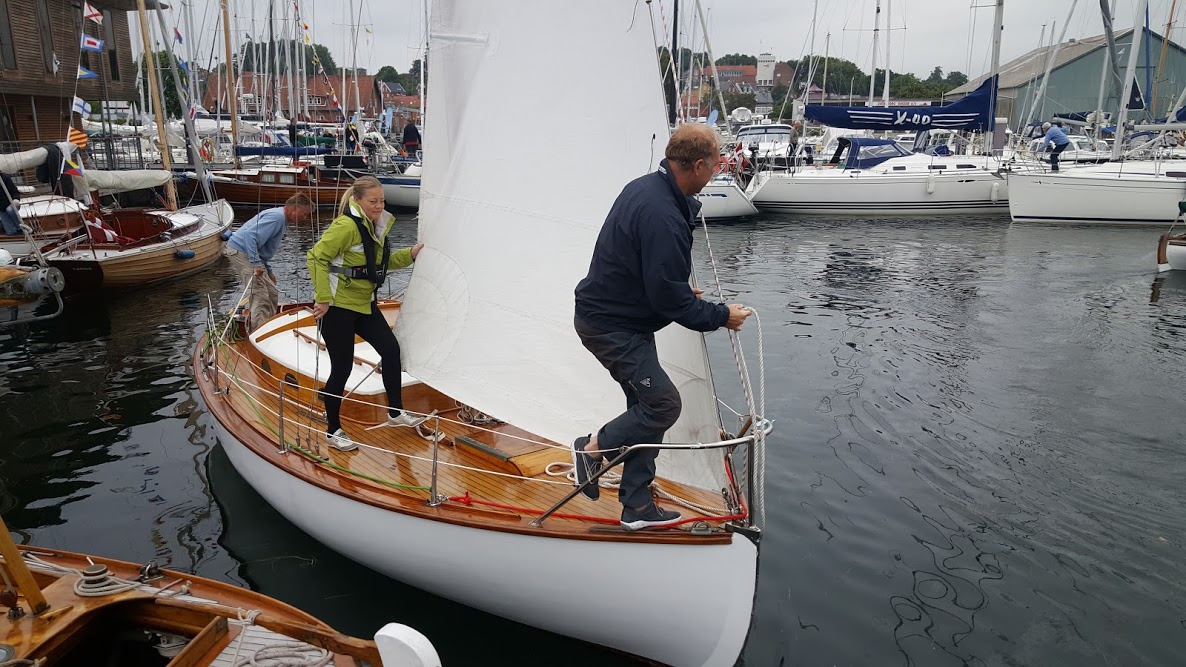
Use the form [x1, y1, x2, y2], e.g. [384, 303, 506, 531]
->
[2, 211, 1184, 665]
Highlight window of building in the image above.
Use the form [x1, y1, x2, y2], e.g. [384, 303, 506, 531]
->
[34, 0, 53, 73]
[0, 106, 17, 144]
[103, 10, 119, 80]
[0, 0, 15, 69]
[310, 95, 325, 106]
[71, 3, 90, 70]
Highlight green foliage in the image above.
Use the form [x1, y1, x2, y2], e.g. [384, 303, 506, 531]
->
[715, 53, 757, 66]
[139, 51, 183, 118]
[723, 91, 755, 114]
[375, 65, 399, 82]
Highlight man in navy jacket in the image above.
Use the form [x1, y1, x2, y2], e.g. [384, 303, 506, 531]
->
[572, 123, 751, 530]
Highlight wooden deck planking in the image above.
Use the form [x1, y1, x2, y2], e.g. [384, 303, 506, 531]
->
[221, 357, 730, 527]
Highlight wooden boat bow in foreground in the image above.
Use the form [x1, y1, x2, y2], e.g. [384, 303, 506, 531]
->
[0, 516, 439, 666]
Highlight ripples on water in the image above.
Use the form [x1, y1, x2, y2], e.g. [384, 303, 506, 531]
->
[2, 211, 1185, 665]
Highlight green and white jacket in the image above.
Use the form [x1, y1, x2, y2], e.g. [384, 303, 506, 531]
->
[307, 200, 415, 315]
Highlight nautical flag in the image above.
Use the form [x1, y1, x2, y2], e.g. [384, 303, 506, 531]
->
[188, 105, 198, 121]
[364, 26, 372, 34]
[68, 128, 88, 149]
[83, 2, 102, 25]
[304, 34, 311, 44]
[173, 27, 183, 44]
[63, 158, 84, 178]
[77, 66, 98, 80]
[51, 52, 59, 74]
[85, 218, 127, 244]
[81, 35, 104, 52]
[71, 96, 92, 116]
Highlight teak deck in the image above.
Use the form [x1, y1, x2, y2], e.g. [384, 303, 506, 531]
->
[196, 304, 739, 545]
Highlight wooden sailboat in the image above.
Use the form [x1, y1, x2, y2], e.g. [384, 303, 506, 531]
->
[194, 3, 768, 666]
[176, 163, 352, 209]
[0, 516, 440, 666]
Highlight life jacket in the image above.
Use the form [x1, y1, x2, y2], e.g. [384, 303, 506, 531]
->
[337, 204, 391, 300]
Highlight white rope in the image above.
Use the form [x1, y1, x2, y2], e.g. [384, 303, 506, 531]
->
[228, 608, 263, 667]
[697, 210, 770, 527]
[236, 642, 331, 667]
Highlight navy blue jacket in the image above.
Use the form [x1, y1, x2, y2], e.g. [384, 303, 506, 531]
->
[575, 159, 730, 334]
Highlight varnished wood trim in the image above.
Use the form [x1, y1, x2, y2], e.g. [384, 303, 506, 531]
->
[166, 616, 229, 667]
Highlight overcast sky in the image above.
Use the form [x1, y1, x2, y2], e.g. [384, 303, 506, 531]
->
[168, 1, 1180, 80]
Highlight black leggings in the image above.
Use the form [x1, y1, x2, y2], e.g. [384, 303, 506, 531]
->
[320, 305, 404, 433]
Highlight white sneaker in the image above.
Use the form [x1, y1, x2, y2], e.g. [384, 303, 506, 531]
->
[386, 412, 428, 428]
[325, 428, 357, 452]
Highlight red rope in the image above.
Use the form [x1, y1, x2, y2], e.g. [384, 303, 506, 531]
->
[447, 491, 748, 528]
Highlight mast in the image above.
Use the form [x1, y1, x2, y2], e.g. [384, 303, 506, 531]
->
[869, 0, 880, 104]
[693, 0, 732, 134]
[183, 0, 198, 106]
[1112, 0, 1151, 160]
[881, 0, 891, 106]
[1150, 0, 1179, 116]
[1094, 0, 1119, 138]
[673, 0, 683, 124]
[1021, 2, 1078, 141]
[821, 32, 830, 107]
[809, 0, 819, 106]
[984, 0, 1003, 154]
[152, 0, 208, 196]
[135, 0, 177, 209]
[351, 0, 362, 119]
[221, 0, 241, 168]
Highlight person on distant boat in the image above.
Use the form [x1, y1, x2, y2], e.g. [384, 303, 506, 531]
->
[307, 175, 426, 452]
[571, 123, 752, 531]
[345, 123, 360, 154]
[225, 193, 313, 330]
[0, 172, 21, 235]
[1042, 121, 1071, 172]
[402, 120, 421, 156]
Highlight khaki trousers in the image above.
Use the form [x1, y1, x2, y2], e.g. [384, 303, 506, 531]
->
[225, 247, 279, 330]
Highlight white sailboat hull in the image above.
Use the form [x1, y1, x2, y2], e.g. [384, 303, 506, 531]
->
[748, 168, 1009, 215]
[1166, 243, 1186, 270]
[695, 179, 758, 220]
[1008, 169, 1186, 225]
[215, 421, 758, 667]
[380, 176, 421, 209]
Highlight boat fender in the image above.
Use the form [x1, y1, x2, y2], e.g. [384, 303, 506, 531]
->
[175, 248, 196, 260]
[991, 181, 1000, 203]
[926, 173, 936, 194]
[375, 623, 441, 667]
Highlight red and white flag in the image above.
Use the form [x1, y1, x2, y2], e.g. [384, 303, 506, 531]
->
[83, 2, 102, 25]
[85, 217, 120, 243]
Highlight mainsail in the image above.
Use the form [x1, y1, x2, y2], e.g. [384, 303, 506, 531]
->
[397, 0, 727, 492]
[806, 76, 999, 131]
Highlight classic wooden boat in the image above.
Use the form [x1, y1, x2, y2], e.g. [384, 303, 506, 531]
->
[176, 164, 352, 209]
[0, 516, 440, 666]
[37, 199, 234, 291]
[194, 4, 770, 665]
[0, 195, 90, 259]
[1156, 232, 1186, 271]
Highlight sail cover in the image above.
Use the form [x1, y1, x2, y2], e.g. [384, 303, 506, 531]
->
[805, 76, 998, 131]
[397, 0, 727, 492]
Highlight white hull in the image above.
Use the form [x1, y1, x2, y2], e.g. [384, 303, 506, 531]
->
[1166, 243, 1186, 271]
[381, 177, 421, 209]
[695, 179, 758, 220]
[214, 422, 758, 667]
[1008, 168, 1186, 225]
[748, 168, 1008, 215]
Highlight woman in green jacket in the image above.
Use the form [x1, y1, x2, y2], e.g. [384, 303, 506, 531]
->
[307, 176, 424, 451]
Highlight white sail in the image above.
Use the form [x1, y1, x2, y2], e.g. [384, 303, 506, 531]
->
[397, 0, 727, 492]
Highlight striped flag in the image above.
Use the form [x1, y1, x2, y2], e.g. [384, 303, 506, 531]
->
[71, 96, 92, 116]
[173, 27, 183, 44]
[80, 35, 104, 52]
[68, 127, 88, 149]
[83, 2, 102, 24]
[77, 66, 98, 80]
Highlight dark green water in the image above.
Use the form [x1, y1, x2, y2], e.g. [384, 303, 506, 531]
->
[2, 212, 1184, 666]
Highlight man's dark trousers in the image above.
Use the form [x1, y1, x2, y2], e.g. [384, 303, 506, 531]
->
[575, 316, 682, 509]
[1050, 142, 1068, 171]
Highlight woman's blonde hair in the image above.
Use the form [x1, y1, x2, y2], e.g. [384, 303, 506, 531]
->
[336, 175, 384, 218]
